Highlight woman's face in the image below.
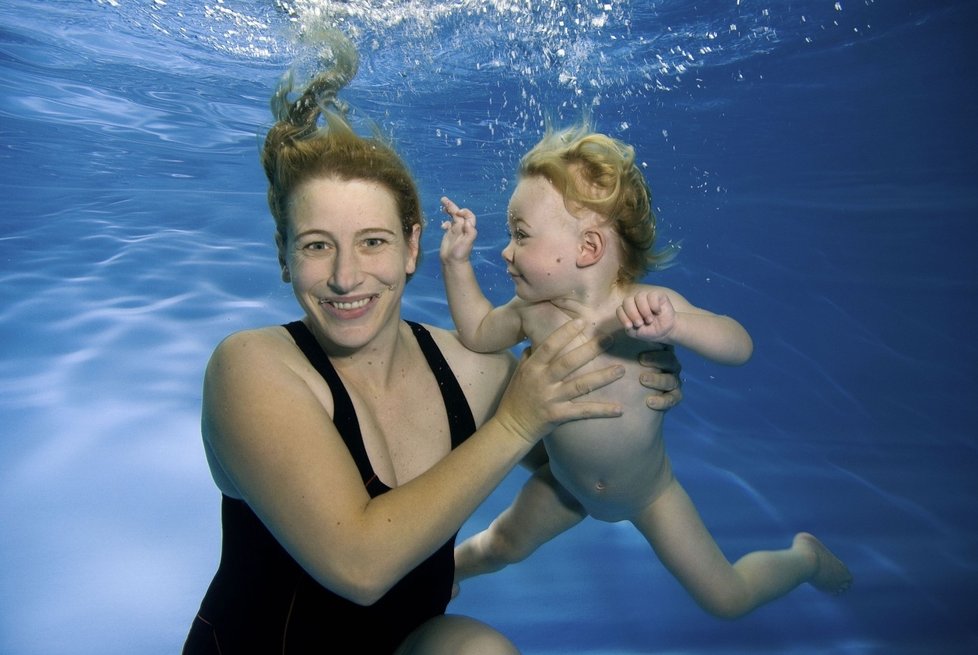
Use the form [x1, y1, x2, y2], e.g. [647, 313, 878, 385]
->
[283, 176, 420, 353]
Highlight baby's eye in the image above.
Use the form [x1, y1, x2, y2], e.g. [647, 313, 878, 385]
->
[513, 229, 528, 243]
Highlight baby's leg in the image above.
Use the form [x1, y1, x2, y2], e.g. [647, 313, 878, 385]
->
[455, 464, 586, 583]
[632, 480, 851, 619]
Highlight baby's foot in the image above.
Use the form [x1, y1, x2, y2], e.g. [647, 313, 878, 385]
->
[795, 532, 852, 595]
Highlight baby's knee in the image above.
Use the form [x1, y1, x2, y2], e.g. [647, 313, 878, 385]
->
[697, 589, 752, 620]
[484, 524, 535, 564]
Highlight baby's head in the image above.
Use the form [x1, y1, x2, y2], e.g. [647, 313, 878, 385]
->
[518, 124, 674, 283]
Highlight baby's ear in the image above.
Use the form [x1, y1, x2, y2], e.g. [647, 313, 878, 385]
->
[577, 229, 606, 267]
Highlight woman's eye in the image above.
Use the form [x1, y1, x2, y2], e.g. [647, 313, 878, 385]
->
[301, 241, 329, 252]
[363, 237, 387, 248]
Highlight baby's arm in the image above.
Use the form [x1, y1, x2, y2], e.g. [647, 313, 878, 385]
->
[439, 197, 525, 352]
[618, 285, 753, 365]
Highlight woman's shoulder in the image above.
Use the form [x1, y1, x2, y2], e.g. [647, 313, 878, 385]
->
[418, 323, 517, 424]
[206, 324, 307, 386]
[212, 324, 295, 358]
[422, 323, 516, 369]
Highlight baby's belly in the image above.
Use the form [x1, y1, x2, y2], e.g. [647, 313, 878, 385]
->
[544, 375, 671, 522]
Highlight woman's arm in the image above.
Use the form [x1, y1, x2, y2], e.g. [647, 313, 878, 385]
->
[203, 320, 623, 606]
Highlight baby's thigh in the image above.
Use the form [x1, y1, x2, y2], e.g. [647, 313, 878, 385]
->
[395, 614, 520, 655]
[632, 480, 729, 582]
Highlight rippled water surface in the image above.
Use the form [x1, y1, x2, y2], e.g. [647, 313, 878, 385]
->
[2, 1, 976, 653]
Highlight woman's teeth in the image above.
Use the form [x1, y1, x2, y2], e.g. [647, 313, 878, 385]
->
[321, 297, 371, 309]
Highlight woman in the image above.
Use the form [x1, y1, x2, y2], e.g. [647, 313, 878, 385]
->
[184, 35, 682, 654]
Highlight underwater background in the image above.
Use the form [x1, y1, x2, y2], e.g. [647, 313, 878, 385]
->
[1, 1, 976, 653]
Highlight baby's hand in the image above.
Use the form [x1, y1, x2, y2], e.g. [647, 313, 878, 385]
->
[439, 196, 478, 263]
[617, 290, 677, 342]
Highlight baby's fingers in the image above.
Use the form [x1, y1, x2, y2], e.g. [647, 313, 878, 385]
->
[440, 196, 461, 215]
[633, 291, 655, 320]
[440, 196, 477, 227]
[617, 304, 638, 331]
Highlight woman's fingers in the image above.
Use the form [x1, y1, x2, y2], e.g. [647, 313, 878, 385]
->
[637, 344, 683, 410]
[499, 320, 625, 443]
[537, 322, 612, 384]
[638, 343, 681, 374]
[551, 367, 625, 422]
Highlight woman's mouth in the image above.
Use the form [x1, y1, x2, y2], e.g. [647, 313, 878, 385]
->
[320, 296, 372, 310]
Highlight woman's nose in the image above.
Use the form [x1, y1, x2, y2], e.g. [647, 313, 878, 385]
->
[328, 249, 362, 292]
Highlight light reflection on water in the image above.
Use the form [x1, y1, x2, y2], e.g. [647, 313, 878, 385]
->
[2, 1, 977, 654]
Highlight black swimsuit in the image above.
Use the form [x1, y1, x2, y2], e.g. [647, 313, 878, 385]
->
[184, 321, 476, 654]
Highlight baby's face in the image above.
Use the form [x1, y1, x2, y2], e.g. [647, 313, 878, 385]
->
[501, 176, 584, 302]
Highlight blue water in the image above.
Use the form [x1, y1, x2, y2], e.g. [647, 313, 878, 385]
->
[2, 1, 976, 653]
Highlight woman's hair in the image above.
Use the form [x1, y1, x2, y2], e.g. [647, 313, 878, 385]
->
[518, 122, 676, 284]
[260, 30, 423, 274]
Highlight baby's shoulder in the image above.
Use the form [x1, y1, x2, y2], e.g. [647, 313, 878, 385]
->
[625, 281, 677, 295]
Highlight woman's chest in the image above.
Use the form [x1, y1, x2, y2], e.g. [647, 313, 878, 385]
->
[345, 366, 452, 488]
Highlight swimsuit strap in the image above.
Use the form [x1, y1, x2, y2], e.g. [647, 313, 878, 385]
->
[283, 321, 378, 489]
[405, 320, 476, 449]
[283, 320, 476, 489]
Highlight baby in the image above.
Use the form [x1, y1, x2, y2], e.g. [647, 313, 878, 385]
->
[439, 124, 851, 619]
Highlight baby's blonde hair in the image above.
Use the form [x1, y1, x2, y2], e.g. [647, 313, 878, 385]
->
[519, 123, 675, 283]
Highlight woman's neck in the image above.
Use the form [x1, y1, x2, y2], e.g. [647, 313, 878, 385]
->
[326, 319, 413, 389]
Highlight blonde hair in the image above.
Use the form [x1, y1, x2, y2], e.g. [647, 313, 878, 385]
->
[519, 123, 675, 283]
[260, 30, 423, 275]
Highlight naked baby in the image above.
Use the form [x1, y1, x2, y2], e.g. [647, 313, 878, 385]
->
[439, 123, 851, 619]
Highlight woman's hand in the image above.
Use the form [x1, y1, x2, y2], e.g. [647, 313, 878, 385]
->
[638, 344, 683, 410]
[493, 319, 625, 445]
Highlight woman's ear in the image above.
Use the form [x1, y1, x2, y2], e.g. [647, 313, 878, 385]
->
[405, 223, 421, 275]
[275, 233, 291, 282]
[577, 228, 606, 267]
